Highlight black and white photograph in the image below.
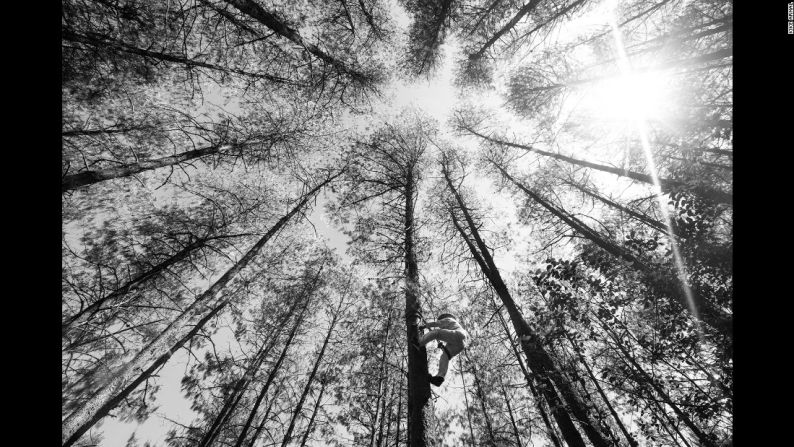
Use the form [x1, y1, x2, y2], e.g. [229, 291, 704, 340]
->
[61, 0, 734, 445]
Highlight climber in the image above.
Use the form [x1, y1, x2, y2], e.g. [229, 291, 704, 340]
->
[418, 313, 469, 387]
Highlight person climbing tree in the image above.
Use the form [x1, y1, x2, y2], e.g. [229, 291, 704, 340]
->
[417, 313, 469, 386]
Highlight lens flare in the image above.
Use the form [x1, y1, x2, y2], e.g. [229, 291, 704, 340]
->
[606, 4, 703, 337]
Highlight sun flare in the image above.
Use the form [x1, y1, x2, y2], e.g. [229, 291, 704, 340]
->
[590, 70, 672, 122]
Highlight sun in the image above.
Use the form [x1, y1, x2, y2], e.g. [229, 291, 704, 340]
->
[580, 69, 673, 125]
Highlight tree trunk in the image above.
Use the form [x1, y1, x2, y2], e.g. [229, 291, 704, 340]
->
[62, 28, 293, 84]
[370, 315, 393, 447]
[279, 295, 344, 447]
[443, 164, 610, 447]
[492, 299, 561, 447]
[298, 379, 327, 447]
[468, 0, 542, 60]
[491, 160, 733, 340]
[61, 174, 338, 446]
[500, 377, 523, 447]
[466, 127, 732, 205]
[198, 296, 304, 447]
[235, 272, 320, 447]
[466, 352, 497, 445]
[62, 144, 229, 191]
[595, 315, 716, 447]
[62, 300, 228, 447]
[404, 173, 433, 447]
[562, 179, 668, 234]
[458, 363, 478, 447]
[224, 0, 366, 81]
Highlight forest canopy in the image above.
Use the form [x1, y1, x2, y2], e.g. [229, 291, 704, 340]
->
[62, 0, 732, 446]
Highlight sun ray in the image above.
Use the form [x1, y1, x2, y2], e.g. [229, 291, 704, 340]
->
[606, 1, 704, 337]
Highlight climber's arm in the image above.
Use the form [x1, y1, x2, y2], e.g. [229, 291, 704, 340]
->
[419, 321, 440, 330]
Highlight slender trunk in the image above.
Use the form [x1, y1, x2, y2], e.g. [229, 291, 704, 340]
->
[492, 299, 561, 447]
[198, 297, 303, 447]
[62, 29, 293, 84]
[62, 174, 338, 446]
[458, 364, 478, 447]
[443, 164, 609, 447]
[382, 383, 395, 447]
[466, 352, 497, 445]
[563, 179, 668, 234]
[500, 378, 523, 447]
[395, 363, 403, 447]
[371, 316, 393, 447]
[571, 345, 638, 447]
[224, 0, 366, 80]
[280, 297, 344, 447]
[375, 375, 391, 447]
[249, 385, 285, 447]
[236, 272, 320, 447]
[468, 0, 542, 60]
[404, 173, 432, 447]
[62, 124, 157, 137]
[63, 236, 223, 334]
[596, 316, 716, 447]
[466, 127, 732, 205]
[298, 379, 327, 447]
[491, 160, 733, 339]
[62, 144, 229, 191]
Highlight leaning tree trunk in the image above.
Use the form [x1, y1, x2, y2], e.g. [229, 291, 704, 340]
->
[61, 173, 339, 446]
[465, 127, 732, 205]
[468, 0, 542, 60]
[443, 165, 611, 447]
[594, 312, 717, 447]
[224, 0, 366, 81]
[279, 295, 344, 447]
[491, 160, 733, 340]
[197, 296, 304, 447]
[562, 179, 668, 234]
[499, 376, 524, 447]
[62, 143, 232, 191]
[235, 270, 322, 447]
[465, 352, 497, 446]
[492, 298, 562, 447]
[298, 379, 327, 447]
[403, 173, 433, 447]
[62, 28, 292, 85]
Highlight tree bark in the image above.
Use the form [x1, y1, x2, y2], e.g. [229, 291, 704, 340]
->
[500, 377, 523, 447]
[404, 172, 433, 447]
[563, 179, 668, 234]
[61, 173, 339, 446]
[62, 300, 228, 447]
